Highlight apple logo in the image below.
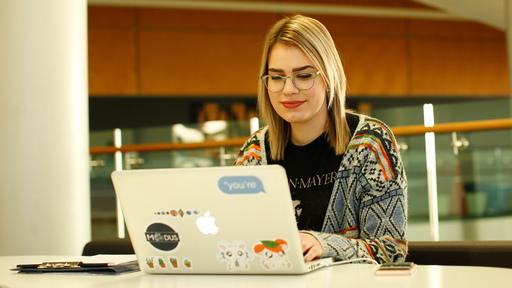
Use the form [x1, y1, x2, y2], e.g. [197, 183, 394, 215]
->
[196, 211, 219, 235]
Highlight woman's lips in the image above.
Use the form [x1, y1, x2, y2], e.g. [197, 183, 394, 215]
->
[281, 100, 306, 109]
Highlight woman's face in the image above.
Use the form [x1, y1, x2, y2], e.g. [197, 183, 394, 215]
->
[266, 43, 328, 129]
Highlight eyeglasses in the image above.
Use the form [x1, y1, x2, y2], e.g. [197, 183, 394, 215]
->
[261, 71, 322, 93]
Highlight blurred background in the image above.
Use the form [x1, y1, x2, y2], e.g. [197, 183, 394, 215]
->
[2, 0, 511, 256]
[87, 0, 512, 243]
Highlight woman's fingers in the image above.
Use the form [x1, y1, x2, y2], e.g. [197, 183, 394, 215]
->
[299, 232, 322, 262]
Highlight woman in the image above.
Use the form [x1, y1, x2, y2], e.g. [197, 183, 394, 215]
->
[235, 15, 407, 264]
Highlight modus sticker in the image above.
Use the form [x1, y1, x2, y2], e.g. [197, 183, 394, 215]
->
[254, 239, 292, 270]
[145, 223, 180, 251]
[217, 240, 253, 271]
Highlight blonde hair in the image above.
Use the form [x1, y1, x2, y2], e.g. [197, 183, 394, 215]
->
[258, 15, 351, 160]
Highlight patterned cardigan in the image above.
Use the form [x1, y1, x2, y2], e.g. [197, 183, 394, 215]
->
[234, 114, 408, 263]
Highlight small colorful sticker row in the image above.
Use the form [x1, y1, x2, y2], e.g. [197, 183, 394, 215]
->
[154, 209, 200, 217]
[145, 256, 192, 269]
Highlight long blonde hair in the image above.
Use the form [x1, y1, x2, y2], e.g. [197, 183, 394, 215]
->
[258, 15, 351, 160]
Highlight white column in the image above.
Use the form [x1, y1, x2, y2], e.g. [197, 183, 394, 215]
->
[423, 104, 439, 241]
[0, 0, 90, 255]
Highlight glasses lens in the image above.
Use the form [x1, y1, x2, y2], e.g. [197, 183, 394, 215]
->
[262, 72, 318, 92]
[292, 72, 316, 90]
[263, 75, 285, 92]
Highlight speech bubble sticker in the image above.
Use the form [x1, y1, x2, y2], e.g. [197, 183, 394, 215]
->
[218, 176, 266, 195]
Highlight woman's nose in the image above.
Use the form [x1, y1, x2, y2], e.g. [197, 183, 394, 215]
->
[282, 78, 298, 95]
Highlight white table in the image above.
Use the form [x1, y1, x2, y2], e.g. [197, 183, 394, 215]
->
[2, 255, 512, 288]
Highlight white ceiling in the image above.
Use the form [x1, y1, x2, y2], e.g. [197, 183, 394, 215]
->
[87, 0, 508, 31]
[412, 0, 505, 30]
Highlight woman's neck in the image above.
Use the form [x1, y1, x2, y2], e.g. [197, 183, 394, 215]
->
[290, 128, 324, 146]
[289, 117, 327, 146]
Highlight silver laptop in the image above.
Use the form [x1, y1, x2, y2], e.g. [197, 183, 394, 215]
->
[111, 165, 333, 274]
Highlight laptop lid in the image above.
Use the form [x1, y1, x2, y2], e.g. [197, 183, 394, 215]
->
[111, 165, 332, 274]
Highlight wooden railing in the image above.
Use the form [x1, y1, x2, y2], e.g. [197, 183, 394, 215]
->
[89, 118, 512, 155]
[89, 137, 248, 155]
[391, 118, 512, 136]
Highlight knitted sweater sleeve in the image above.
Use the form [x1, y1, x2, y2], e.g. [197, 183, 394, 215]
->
[233, 127, 267, 166]
[308, 118, 408, 263]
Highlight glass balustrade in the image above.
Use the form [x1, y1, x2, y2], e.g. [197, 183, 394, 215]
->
[372, 98, 512, 241]
[89, 119, 259, 239]
[90, 98, 512, 241]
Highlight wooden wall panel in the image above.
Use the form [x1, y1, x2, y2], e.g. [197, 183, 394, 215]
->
[138, 30, 263, 95]
[286, 0, 409, 8]
[88, 29, 138, 95]
[335, 36, 409, 95]
[406, 19, 508, 96]
[408, 19, 505, 39]
[87, 5, 510, 97]
[315, 15, 406, 36]
[88, 6, 136, 26]
[136, 8, 272, 96]
[88, 7, 138, 95]
[138, 8, 277, 31]
[409, 38, 509, 96]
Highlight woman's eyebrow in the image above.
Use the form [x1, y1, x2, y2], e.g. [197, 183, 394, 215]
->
[292, 65, 315, 72]
[268, 65, 315, 73]
[268, 68, 284, 73]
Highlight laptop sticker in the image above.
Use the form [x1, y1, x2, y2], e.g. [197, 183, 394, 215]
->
[217, 240, 254, 271]
[183, 258, 192, 269]
[154, 209, 200, 217]
[254, 239, 292, 270]
[145, 223, 181, 251]
[218, 176, 267, 195]
[145, 257, 155, 269]
[169, 257, 179, 268]
[157, 257, 166, 268]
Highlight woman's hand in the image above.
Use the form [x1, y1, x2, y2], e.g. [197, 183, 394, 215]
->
[299, 232, 323, 262]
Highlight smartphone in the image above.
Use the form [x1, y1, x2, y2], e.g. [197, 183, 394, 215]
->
[374, 262, 418, 276]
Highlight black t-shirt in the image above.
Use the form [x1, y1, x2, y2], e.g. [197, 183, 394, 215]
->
[267, 113, 359, 231]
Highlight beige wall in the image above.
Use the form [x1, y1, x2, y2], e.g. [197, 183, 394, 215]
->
[88, 4, 509, 98]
